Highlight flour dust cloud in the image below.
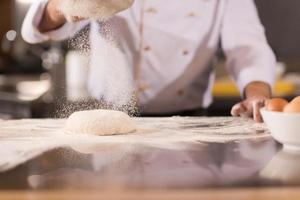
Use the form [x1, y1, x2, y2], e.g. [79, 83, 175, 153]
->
[61, 0, 138, 116]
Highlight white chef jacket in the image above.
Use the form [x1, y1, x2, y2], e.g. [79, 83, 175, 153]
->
[22, 0, 276, 114]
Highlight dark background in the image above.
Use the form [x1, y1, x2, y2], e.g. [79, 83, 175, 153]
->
[255, 0, 300, 71]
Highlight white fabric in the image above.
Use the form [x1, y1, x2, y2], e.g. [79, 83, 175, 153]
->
[22, 0, 276, 114]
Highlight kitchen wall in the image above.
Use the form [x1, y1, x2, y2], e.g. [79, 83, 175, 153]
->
[256, 0, 300, 72]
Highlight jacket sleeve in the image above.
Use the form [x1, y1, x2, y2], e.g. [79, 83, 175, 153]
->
[221, 0, 276, 94]
[21, 0, 89, 44]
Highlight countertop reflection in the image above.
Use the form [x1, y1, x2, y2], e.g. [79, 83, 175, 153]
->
[1, 137, 296, 190]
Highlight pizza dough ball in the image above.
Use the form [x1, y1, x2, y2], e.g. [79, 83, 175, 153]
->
[64, 110, 136, 135]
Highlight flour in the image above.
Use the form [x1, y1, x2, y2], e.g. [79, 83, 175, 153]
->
[87, 22, 135, 108]
[55, 96, 138, 119]
[64, 0, 137, 114]
[59, 0, 134, 21]
[68, 26, 91, 54]
[0, 117, 270, 172]
[64, 109, 137, 135]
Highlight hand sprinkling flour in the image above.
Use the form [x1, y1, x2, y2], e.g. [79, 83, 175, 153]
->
[59, 0, 134, 21]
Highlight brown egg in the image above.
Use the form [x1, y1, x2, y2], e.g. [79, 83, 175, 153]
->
[291, 96, 300, 104]
[265, 98, 289, 112]
[283, 101, 300, 113]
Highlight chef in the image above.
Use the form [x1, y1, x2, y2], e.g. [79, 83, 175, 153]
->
[22, 0, 276, 122]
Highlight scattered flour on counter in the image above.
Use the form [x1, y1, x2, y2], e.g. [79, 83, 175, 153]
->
[0, 117, 271, 172]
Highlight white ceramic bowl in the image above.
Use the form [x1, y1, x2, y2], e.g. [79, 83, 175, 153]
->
[261, 108, 300, 152]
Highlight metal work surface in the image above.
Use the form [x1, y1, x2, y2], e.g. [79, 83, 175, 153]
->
[0, 117, 296, 190]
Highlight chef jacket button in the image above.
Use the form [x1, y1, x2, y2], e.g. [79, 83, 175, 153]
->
[182, 49, 189, 56]
[178, 90, 184, 96]
[144, 46, 151, 51]
[138, 83, 150, 92]
[187, 12, 196, 17]
[146, 7, 157, 14]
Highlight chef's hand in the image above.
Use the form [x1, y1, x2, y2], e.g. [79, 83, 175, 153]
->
[38, 0, 85, 33]
[231, 81, 272, 123]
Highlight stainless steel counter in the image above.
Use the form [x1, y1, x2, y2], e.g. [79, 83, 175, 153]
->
[0, 117, 297, 190]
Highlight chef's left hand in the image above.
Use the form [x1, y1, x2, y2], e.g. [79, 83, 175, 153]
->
[231, 81, 272, 123]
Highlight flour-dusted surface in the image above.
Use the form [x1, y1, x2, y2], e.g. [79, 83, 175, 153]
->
[64, 110, 136, 135]
[0, 117, 270, 172]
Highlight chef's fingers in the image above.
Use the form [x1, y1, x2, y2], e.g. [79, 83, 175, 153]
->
[252, 99, 265, 123]
[71, 16, 85, 22]
[231, 103, 242, 116]
[65, 16, 84, 23]
[231, 103, 248, 117]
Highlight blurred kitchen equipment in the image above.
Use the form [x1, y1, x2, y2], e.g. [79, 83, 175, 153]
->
[1, 0, 46, 73]
[0, 0, 68, 118]
[0, 74, 52, 119]
[283, 73, 300, 95]
[213, 62, 296, 98]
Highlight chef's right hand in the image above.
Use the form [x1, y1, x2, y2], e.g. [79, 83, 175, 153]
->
[231, 81, 272, 123]
[38, 0, 84, 32]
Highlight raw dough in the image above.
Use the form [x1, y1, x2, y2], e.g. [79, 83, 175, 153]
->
[64, 110, 136, 135]
[59, 0, 135, 21]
